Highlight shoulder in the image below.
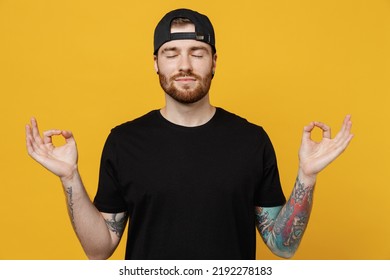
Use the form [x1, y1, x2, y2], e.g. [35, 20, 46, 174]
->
[101, 110, 162, 148]
[109, 110, 160, 135]
[114, 110, 159, 130]
[216, 107, 268, 137]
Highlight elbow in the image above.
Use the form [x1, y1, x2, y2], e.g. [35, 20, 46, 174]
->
[84, 245, 115, 260]
[273, 250, 295, 259]
[86, 251, 112, 260]
[267, 243, 297, 259]
[265, 237, 299, 259]
[82, 237, 118, 260]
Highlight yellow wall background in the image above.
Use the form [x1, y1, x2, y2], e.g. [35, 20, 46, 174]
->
[1, 0, 389, 260]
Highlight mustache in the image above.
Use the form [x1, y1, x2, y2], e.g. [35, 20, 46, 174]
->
[171, 72, 202, 80]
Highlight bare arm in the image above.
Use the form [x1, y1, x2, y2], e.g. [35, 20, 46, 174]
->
[255, 176, 314, 258]
[25, 117, 127, 259]
[61, 172, 128, 259]
[256, 115, 353, 258]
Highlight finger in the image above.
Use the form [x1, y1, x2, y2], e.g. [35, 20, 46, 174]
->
[302, 122, 315, 141]
[30, 117, 43, 145]
[313, 121, 331, 139]
[43, 129, 62, 144]
[61, 130, 76, 144]
[335, 115, 353, 141]
[25, 123, 32, 140]
[25, 123, 45, 159]
[342, 133, 354, 149]
[25, 124, 34, 156]
[26, 119, 43, 156]
[342, 115, 353, 135]
[343, 114, 351, 125]
[337, 115, 350, 136]
[335, 132, 354, 156]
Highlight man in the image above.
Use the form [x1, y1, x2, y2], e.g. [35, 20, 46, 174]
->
[25, 8, 353, 259]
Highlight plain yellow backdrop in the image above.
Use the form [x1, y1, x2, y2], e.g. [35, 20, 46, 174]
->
[1, 0, 389, 259]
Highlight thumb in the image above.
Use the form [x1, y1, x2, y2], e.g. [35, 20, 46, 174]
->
[61, 130, 75, 144]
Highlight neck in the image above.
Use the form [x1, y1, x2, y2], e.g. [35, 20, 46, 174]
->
[160, 94, 216, 127]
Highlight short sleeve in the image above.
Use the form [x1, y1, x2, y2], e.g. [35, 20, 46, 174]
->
[254, 129, 286, 207]
[93, 132, 128, 213]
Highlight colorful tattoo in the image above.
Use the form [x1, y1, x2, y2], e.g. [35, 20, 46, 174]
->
[255, 177, 314, 257]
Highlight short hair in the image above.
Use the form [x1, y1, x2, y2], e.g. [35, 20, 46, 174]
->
[170, 17, 216, 55]
[171, 17, 193, 26]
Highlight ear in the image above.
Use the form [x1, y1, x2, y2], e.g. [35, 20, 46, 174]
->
[212, 53, 217, 75]
[154, 55, 159, 74]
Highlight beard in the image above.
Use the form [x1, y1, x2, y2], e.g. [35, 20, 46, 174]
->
[158, 69, 213, 104]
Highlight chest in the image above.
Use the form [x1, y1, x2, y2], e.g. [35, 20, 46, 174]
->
[115, 131, 264, 210]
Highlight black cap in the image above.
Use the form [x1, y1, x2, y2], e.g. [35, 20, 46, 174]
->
[153, 8, 216, 55]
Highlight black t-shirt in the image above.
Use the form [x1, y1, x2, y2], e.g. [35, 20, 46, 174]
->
[94, 108, 286, 259]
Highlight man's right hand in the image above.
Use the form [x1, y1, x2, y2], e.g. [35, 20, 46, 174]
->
[26, 117, 124, 259]
[25, 117, 78, 180]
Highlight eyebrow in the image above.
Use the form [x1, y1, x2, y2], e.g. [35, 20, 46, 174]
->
[161, 45, 210, 53]
[161, 47, 178, 53]
[189, 46, 209, 52]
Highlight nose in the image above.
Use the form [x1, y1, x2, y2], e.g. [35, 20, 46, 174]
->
[178, 54, 193, 73]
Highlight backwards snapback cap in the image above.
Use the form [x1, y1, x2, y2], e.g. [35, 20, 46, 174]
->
[153, 8, 216, 55]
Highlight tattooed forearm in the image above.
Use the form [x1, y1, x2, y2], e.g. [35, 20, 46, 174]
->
[104, 213, 128, 238]
[292, 177, 314, 205]
[65, 186, 76, 228]
[257, 211, 273, 234]
[255, 177, 315, 258]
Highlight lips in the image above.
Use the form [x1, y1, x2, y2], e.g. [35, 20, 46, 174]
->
[172, 72, 201, 81]
[175, 78, 196, 82]
[174, 75, 196, 82]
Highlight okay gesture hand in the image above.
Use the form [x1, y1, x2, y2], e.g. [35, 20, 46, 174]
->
[298, 115, 353, 179]
[25, 117, 78, 180]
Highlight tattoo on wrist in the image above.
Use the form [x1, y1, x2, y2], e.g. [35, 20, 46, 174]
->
[104, 213, 128, 238]
[292, 177, 314, 205]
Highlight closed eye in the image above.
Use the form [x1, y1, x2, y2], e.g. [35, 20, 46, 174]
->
[190, 46, 209, 58]
[161, 48, 179, 58]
